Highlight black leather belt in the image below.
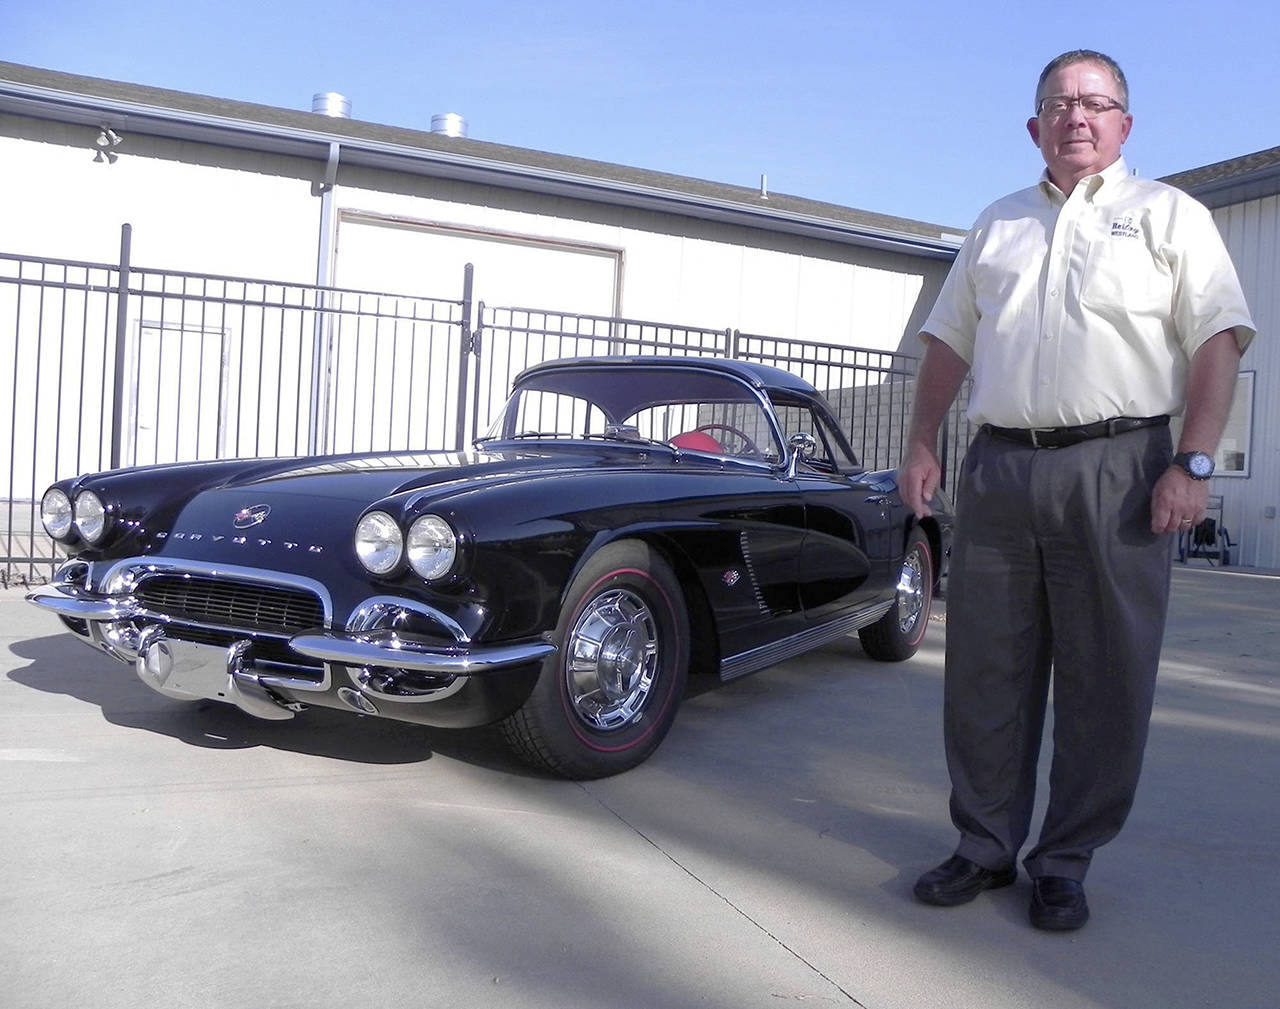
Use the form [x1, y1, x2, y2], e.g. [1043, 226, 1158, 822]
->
[983, 415, 1169, 449]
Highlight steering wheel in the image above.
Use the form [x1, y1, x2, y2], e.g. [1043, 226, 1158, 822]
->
[693, 423, 762, 458]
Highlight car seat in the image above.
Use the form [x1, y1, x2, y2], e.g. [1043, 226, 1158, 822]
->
[669, 430, 723, 453]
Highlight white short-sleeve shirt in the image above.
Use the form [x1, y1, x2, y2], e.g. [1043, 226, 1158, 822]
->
[922, 156, 1256, 428]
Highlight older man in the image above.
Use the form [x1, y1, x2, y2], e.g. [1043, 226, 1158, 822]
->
[902, 50, 1254, 931]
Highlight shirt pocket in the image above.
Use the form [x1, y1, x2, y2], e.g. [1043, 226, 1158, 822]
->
[1082, 239, 1172, 318]
[971, 258, 1038, 330]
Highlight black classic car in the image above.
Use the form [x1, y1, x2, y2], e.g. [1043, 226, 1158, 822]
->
[29, 356, 951, 778]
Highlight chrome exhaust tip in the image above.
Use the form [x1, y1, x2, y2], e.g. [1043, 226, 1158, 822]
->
[337, 686, 379, 715]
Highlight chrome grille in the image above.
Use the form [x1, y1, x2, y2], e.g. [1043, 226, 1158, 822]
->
[135, 574, 325, 633]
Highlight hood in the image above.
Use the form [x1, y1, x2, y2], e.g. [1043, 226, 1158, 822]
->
[216, 443, 662, 500]
[146, 442, 674, 572]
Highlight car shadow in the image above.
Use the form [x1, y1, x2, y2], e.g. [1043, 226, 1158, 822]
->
[7, 632, 535, 774]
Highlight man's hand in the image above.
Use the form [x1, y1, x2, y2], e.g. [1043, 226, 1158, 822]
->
[1150, 330, 1241, 535]
[901, 441, 942, 519]
[1150, 466, 1210, 535]
[898, 337, 970, 520]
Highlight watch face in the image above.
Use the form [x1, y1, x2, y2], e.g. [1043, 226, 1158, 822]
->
[1188, 452, 1214, 478]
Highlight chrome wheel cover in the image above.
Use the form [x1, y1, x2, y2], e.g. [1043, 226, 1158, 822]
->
[565, 587, 659, 731]
[895, 548, 928, 635]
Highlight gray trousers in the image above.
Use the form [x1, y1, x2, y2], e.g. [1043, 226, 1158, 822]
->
[944, 424, 1174, 881]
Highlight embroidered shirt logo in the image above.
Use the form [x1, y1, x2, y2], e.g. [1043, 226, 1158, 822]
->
[1110, 216, 1141, 239]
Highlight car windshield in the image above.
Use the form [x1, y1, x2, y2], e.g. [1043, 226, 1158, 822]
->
[481, 364, 784, 462]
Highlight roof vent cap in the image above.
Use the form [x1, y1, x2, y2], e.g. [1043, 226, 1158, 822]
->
[311, 92, 352, 118]
[431, 113, 467, 138]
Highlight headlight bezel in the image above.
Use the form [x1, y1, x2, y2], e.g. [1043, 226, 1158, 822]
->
[73, 490, 110, 545]
[354, 510, 405, 575]
[407, 514, 458, 581]
[40, 488, 75, 541]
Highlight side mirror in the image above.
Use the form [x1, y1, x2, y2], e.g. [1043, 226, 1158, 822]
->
[786, 432, 817, 478]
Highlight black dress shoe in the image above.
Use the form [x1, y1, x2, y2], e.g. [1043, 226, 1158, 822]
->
[913, 854, 1017, 906]
[1029, 876, 1089, 930]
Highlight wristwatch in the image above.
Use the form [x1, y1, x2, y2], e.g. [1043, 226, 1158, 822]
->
[1172, 451, 1215, 481]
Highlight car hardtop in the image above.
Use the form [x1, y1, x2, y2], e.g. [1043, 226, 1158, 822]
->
[510, 356, 836, 425]
[517, 355, 821, 397]
[505, 355, 864, 473]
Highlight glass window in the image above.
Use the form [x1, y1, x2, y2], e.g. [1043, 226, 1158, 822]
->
[771, 396, 860, 473]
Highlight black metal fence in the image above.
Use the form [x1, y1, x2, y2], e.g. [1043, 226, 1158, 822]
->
[470, 307, 975, 478]
[2, 233, 973, 586]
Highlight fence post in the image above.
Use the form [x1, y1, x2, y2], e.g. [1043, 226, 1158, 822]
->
[469, 299, 487, 447]
[308, 154, 339, 457]
[939, 408, 951, 492]
[453, 263, 475, 451]
[727, 328, 737, 359]
[309, 293, 331, 457]
[108, 223, 132, 470]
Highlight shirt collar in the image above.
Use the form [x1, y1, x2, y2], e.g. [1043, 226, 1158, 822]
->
[1038, 156, 1131, 204]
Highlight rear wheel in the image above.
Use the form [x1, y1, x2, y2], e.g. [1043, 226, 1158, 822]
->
[858, 528, 934, 662]
[501, 541, 689, 779]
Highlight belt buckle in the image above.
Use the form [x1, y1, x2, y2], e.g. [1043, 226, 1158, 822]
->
[1029, 428, 1053, 449]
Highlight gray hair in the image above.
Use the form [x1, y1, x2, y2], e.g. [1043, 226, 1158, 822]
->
[1035, 50, 1129, 110]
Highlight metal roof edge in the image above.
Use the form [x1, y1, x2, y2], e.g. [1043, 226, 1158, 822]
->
[1159, 146, 1280, 208]
[0, 69, 961, 261]
[1166, 166, 1280, 210]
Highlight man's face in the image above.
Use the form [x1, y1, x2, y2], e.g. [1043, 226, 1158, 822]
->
[1027, 60, 1132, 190]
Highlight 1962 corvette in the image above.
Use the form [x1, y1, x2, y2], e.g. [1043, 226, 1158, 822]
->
[29, 356, 951, 778]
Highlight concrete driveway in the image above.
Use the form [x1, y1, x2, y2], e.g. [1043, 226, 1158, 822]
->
[1, 564, 1276, 1009]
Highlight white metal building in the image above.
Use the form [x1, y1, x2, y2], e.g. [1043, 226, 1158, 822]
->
[1163, 148, 1280, 569]
[0, 61, 961, 353]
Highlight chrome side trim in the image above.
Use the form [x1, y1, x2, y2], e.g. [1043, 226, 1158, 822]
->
[738, 530, 769, 616]
[719, 599, 894, 681]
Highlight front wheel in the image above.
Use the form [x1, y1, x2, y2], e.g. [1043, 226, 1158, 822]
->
[501, 540, 689, 779]
[858, 528, 934, 662]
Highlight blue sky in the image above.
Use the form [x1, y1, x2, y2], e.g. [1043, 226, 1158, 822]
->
[5, 0, 1277, 229]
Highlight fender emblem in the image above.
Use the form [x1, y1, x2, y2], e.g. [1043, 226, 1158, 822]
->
[233, 504, 271, 529]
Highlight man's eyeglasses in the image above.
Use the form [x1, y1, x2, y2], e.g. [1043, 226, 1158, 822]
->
[1036, 94, 1127, 119]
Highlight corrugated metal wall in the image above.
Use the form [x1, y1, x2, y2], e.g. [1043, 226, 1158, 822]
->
[1213, 195, 1280, 569]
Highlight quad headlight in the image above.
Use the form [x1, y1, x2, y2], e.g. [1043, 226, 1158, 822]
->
[407, 514, 457, 581]
[40, 488, 74, 540]
[73, 491, 108, 545]
[355, 511, 403, 575]
[355, 511, 458, 581]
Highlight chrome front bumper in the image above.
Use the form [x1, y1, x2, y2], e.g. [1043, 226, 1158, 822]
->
[28, 569, 556, 717]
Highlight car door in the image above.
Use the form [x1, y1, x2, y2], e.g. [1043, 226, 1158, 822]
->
[772, 397, 897, 622]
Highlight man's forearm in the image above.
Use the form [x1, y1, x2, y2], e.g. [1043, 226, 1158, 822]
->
[1178, 330, 1243, 454]
[907, 336, 971, 450]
